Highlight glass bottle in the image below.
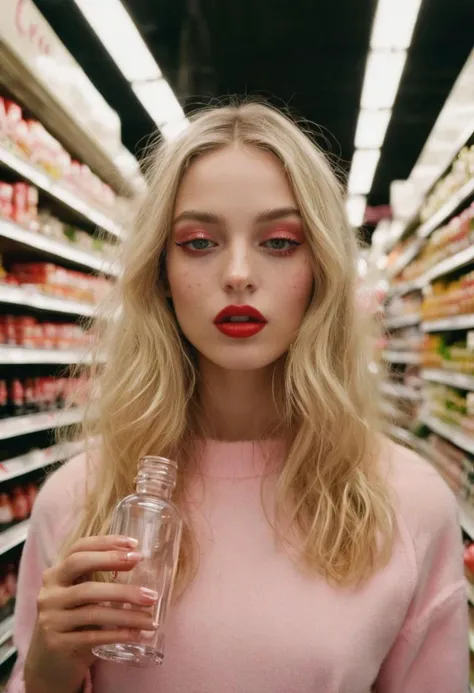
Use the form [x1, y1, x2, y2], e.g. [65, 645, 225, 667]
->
[92, 456, 182, 666]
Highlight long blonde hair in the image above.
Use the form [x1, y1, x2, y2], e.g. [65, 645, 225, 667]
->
[64, 102, 393, 590]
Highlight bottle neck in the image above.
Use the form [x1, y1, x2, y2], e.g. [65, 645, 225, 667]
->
[136, 480, 173, 500]
[134, 456, 177, 501]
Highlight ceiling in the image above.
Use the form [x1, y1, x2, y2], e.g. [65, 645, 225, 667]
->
[32, 0, 474, 208]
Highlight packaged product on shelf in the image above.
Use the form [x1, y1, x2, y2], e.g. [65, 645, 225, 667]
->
[422, 268, 474, 321]
[0, 381, 7, 419]
[7, 261, 110, 304]
[8, 379, 24, 417]
[0, 314, 93, 350]
[0, 495, 12, 531]
[0, 94, 124, 217]
[10, 487, 29, 523]
[421, 143, 474, 223]
[418, 432, 474, 499]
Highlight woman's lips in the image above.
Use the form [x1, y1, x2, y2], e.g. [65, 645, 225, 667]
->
[214, 305, 267, 339]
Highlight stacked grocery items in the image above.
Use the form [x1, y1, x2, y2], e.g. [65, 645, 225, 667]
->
[395, 203, 474, 285]
[0, 483, 38, 531]
[423, 383, 474, 436]
[422, 270, 474, 320]
[0, 555, 20, 622]
[0, 376, 88, 419]
[0, 181, 116, 258]
[0, 96, 118, 214]
[422, 333, 474, 374]
[0, 316, 92, 350]
[1, 261, 109, 305]
[418, 433, 474, 501]
[421, 144, 474, 223]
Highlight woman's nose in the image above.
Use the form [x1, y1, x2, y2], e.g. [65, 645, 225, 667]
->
[222, 246, 256, 294]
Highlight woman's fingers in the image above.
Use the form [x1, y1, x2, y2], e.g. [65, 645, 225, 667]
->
[48, 549, 143, 587]
[59, 581, 159, 609]
[65, 535, 138, 558]
[53, 604, 156, 633]
[54, 628, 142, 649]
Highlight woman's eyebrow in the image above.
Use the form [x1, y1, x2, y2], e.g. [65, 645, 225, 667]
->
[173, 207, 301, 226]
[173, 210, 221, 225]
[255, 207, 301, 223]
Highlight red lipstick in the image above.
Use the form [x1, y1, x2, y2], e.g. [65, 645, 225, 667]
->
[214, 305, 267, 339]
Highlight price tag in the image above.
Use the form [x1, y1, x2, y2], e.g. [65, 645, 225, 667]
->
[467, 331, 474, 351]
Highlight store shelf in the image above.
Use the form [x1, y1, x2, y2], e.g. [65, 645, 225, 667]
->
[417, 177, 474, 240]
[459, 500, 474, 538]
[422, 368, 474, 391]
[467, 581, 474, 606]
[385, 313, 420, 330]
[382, 350, 421, 365]
[388, 280, 423, 297]
[380, 382, 422, 401]
[0, 520, 29, 557]
[387, 238, 424, 279]
[419, 413, 474, 455]
[0, 219, 118, 276]
[0, 440, 83, 484]
[0, 643, 16, 668]
[421, 245, 474, 285]
[422, 314, 474, 332]
[385, 424, 418, 447]
[0, 147, 123, 239]
[0, 408, 84, 442]
[0, 617, 13, 651]
[0, 346, 92, 365]
[0, 284, 95, 318]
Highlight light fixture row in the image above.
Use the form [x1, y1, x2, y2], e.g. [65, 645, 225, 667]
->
[73, 0, 188, 139]
[346, 0, 423, 227]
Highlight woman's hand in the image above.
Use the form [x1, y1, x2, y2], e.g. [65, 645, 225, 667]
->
[24, 535, 158, 693]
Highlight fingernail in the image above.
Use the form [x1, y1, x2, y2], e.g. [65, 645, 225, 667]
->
[116, 537, 138, 549]
[120, 551, 142, 562]
[140, 587, 159, 601]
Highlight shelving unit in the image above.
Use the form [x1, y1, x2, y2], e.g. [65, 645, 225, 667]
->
[381, 350, 421, 365]
[378, 125, 474, 652]
[385, 314, 420, 330]
[0, 147, 123, 239]
[0, 408, 84, 442]
[0, 219, 118, 276]
[0, 346, 94, 365]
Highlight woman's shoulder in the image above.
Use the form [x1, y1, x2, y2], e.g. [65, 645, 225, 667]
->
[31, 450, 96, 542]
[379, 437, 460, 560]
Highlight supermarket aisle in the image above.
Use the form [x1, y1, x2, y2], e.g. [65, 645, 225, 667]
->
[0, 0, 142, 682]
[379, 112, 474, 689]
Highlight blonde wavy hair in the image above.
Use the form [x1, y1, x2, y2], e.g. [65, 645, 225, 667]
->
[63, 102, 393, 591]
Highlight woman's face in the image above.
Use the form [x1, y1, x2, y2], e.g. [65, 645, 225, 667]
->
[166, 145, 314, 372]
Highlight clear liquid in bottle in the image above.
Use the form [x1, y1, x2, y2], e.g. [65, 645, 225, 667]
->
[92, 455, 182, 666]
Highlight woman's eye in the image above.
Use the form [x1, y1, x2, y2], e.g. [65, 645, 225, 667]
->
[262, 238, 300, 251]
[177, 238, 217, 251]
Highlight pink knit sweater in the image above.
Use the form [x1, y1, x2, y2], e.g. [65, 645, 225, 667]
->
[6, 439, 469, 692]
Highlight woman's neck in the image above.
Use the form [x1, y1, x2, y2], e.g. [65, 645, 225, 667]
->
[197, 358, 280, 441]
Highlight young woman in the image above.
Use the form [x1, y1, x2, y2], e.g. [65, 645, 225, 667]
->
[7, 103, 468, 693]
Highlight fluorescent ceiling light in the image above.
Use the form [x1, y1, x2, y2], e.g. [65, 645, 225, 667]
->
[347, 150, 381, 195]
[371, 0, 423, 50]
[132, 79, 185, 128]
[160, 120, 190, 140]
[355, 109, 391, 149]
[346, 195, 367, 227]
[361, 51, 407, 110]
[74, 0, 161, 82]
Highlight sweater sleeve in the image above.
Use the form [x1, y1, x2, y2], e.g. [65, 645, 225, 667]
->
[375, 445, 470, 692]
[5, 457, 93, 693]
[375, 581, 468, 692]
